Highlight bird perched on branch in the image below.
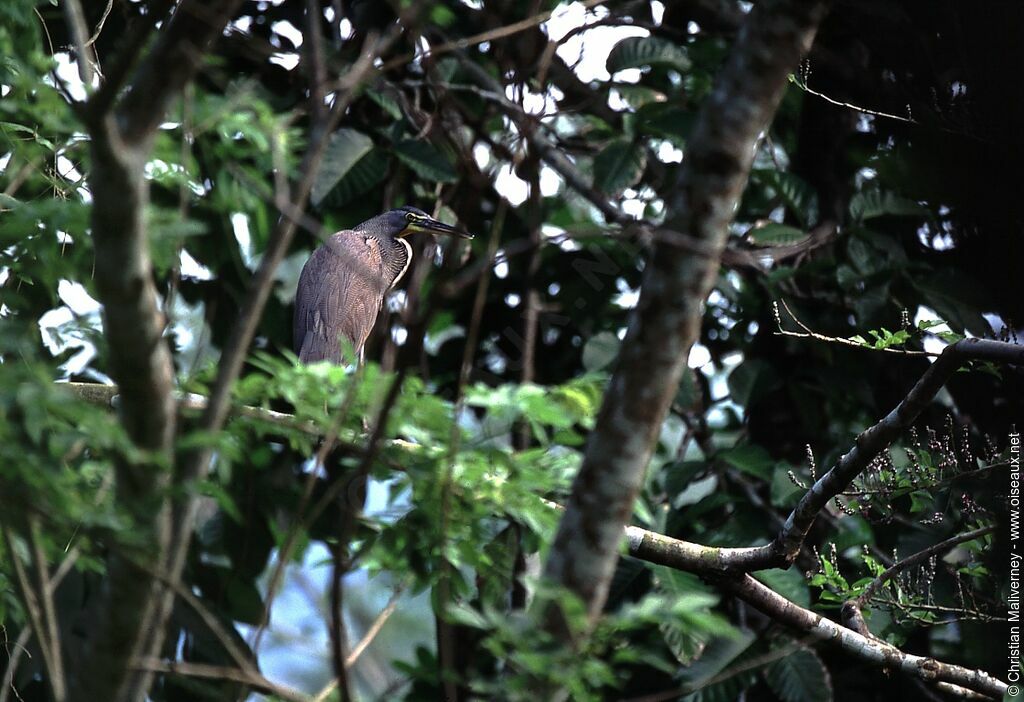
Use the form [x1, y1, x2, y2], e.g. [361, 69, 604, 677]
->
[294, 206, 472, 364]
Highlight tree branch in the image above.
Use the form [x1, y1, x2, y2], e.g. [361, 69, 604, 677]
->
[1, 524, 66, 702]
[131, 660, 308, 702]
[744, 338, 1024, 570]
[535, 0, 831, 642]
[73, 3, 245, 700]
[113, 0, 247, 144]
[853, 525, 995, 606]
[712, 573, 1007, 699]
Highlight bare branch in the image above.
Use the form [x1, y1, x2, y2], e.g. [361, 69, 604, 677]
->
[62, 382, 320, 436]
[0, 524, 66, 702]
[85, 0, 115, 47]
[62, 0, 97, 84]
[132, 660, 308, 702]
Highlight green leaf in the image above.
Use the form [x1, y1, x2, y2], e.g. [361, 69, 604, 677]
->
[394, 139, 458, 183]
[849, 190, 927, 222]
[318, 148, 390, 208]
[582, 331, 620, 372]
[748, 223, 810, 247]
[607, 36, 691, 74]
[754, 568, 811, 608]
[678, 632, 756, 688]
[365, 88, 403, 120]
[719, 444, 773, 480]
[593, 139, 646, 195]
[636, 102, 694, 145]
[765, 648, 833, 702]
[430, 4, 456, 26]
[727, 359, 780, 407]
[311, 128, 374, 206]
[752, 170, 818, 227]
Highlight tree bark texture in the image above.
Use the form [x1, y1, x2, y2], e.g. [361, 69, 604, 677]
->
[540, 0, 832, 637]
[75, 2, 245, 700]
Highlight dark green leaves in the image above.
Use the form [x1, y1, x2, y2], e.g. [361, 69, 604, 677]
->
[394, 139, 458, 183]
[765, 649, 833, 702]
[849, 190, 927, 222]
[311, 128, 375, 206]
[751, 170, 818, 227]
[607, 36, 691, 74]
[592, 139, 646, 195]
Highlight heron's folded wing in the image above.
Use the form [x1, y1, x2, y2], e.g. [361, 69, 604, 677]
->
[294, 233, 386, 363]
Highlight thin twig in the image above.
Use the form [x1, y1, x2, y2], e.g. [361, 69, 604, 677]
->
[435, 200, 505, 701]
[132, 660, 308, 702]
[311, 582, 407, 702]
[791, 65, 915, 124]
[378, 0, 606, 73]
[327, 369, 409, 702]
[854, 525, 995, 606]
[84, 0, 115, 46]
[249, 365, 365, 656]
[62, 0, 98, 84]
[84, 0, 175, 119]
[0, 626, 31, 702]
[775, 299, 934, 356]
[0, 525, 66, 702]
[347, 584, 405, 668]
[26, 517, 65, 702]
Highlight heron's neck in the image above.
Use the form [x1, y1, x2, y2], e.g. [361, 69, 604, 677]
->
[384, 236, 412, 288]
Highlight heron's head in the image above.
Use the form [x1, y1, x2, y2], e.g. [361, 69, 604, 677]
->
[359, 206, 473, 241]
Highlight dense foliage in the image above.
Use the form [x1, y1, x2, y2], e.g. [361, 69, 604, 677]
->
[0, 1, 1020, 700]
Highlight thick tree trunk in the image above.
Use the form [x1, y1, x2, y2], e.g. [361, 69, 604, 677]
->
[540, 0, 831, 639]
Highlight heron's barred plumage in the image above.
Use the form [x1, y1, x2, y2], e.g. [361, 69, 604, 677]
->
[293, 207, 471, 364]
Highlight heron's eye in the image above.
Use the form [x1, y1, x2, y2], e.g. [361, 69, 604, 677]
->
[405, 212, 416, 222]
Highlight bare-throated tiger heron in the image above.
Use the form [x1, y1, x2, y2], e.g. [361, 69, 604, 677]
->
[293, 206, 472, 363]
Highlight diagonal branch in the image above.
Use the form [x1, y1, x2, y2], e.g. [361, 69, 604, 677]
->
[534, 0, 831, 644]
[711, 573, 1006, 698]
[113, 0, 247, 144]
[853, 525, 996, 607]
[131, 660, 308, 702]
[1, 524, 66, 702]
[741, 338, 1024, 570]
